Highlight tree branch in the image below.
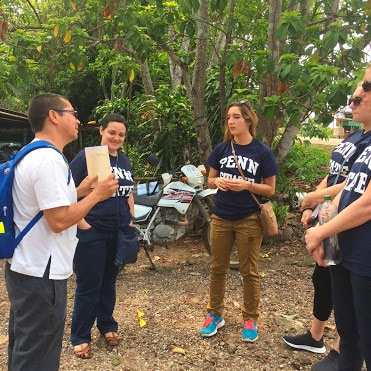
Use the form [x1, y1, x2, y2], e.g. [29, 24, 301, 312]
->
[26, 0, 42, 26]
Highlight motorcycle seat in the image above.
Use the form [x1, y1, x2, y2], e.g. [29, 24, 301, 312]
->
[134, 190, 163, 207]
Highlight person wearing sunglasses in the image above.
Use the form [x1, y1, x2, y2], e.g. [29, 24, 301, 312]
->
[305, 83, 371, 370]
[199, 100, 278, 342]
[282, 84, 371, 371]
[361, 63, 371, 94]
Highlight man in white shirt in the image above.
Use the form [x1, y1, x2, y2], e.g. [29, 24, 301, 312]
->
[5, 93, 118, 371]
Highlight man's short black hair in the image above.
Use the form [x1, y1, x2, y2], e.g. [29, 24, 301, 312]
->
[100, 113, 127, 130]
[28, 93, 69, 133]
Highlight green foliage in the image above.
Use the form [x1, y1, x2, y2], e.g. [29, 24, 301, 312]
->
[272, 201, 289, 229]
[277, 143, 331, 194]
[277, 12, 305, 40]
[1, 0, 369, 168]
[299, 119, 332, 140]
[93, 85, 196, 173]
[125, 144, 157, 177]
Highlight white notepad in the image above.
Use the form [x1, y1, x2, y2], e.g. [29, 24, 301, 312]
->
[85, 145, 111, 188]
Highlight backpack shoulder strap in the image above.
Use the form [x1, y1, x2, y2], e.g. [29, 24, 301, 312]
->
[12, 140, 71, 246]
[14, 140, 71, 185]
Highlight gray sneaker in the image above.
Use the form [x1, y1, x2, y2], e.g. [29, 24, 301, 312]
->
[311, 349, 339, 371]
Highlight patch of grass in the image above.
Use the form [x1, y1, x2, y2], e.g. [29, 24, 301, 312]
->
[277, 143, 331, 195]
[310, 143, 336, 156]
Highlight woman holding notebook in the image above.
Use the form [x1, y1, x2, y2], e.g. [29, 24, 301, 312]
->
[69, 113, 134, 358]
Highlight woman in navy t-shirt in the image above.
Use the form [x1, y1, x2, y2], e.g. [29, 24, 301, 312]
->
[283, 124, 371, 359]
[70, 113, 134, 358]
[306, 83, 371, 369]
[200, 101, 278, 342]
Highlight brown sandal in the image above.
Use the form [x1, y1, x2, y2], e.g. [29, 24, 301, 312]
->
[73, 343, 92, 359]
[103, 332, 120, 346]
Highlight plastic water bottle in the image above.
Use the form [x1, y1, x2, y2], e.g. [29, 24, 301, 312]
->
[318, 195, 342, 265]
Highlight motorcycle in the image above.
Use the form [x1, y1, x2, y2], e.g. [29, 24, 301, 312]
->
[133, 162, 216, 269]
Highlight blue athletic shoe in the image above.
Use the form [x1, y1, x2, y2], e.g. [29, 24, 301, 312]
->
[242, 320, 258, 342]
[200, 313, 225, 337]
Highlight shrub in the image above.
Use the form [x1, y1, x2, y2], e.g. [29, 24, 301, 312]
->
[272, 201, 289, 229]
[277, 143, 331, 196]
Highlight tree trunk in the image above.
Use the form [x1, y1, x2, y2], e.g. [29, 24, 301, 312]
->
[275, 124, 300, 165]
[256, 0, 282, 146]
[275, 96, 312, 165]
[110, 66, 118, 100]
[208, 31, 226, 70]
[101, 76, 109, 100]
[120, 83, 128, 98]
[219, 0, 237, 134]
[300, 0, 311, 16]
[139, 59, 155, 97]
[169, 27, 190, 90]
[275, 0, 340, 164]
[191, 0, 212, 163]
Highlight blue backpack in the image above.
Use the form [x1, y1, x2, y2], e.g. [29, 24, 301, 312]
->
[0, 140, 70, 259]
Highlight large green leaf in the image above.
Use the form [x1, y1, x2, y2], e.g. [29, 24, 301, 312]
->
[276, 22, 289, 41]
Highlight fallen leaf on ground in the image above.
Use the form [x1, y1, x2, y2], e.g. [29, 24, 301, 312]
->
[139, 318, 147, 327]
[137, 310, 144, 318]
[281, 313, 298, 320]
[111, 358, 121, 366]
[233, 301, 240, 308]
[190, 297, 200, 304]
[0, 335, 9, 345]
[190, 272, 201, 276]
[172, 347, 185, 355]
[0, 301, 9, 310]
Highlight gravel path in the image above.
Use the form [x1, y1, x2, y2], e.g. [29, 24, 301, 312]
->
[0, 217, 340, 371]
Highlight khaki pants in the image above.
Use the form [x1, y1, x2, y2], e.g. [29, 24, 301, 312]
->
[207, 214, 263, 322]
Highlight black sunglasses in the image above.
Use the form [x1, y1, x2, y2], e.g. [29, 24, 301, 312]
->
[362, 80, 371, 92]
[53, 109, 78, 118]
[348, 96, 363, 106]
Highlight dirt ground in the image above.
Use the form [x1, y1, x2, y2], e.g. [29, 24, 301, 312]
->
[0, 213, 340, 371]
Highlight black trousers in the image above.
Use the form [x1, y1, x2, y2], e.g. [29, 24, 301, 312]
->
[312, 264, 333, 321]
[70, 227, 120, 346]
[330, 264, 371, 371]
[5, 262, 67, 371]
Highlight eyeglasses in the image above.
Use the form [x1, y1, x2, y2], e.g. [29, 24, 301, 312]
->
[348, 96, 363, 106]
[53, 109, 78, 118]
[362, 80, 371, 92]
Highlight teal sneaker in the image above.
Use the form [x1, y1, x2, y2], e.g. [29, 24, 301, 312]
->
[200, 313, 225, 337]
[242, 320, 258, 342]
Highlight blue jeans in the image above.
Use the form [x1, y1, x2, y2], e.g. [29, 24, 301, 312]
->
[5, 262, 67, 371]
[330, 264, 371, 370]
[70, 227, 120, 346]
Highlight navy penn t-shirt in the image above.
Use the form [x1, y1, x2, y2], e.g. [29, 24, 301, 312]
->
[338, 141, 371, 277]
[327, 130, 371, 187]
[207, 140, 278, 220]
[70, 150, 134, 230]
